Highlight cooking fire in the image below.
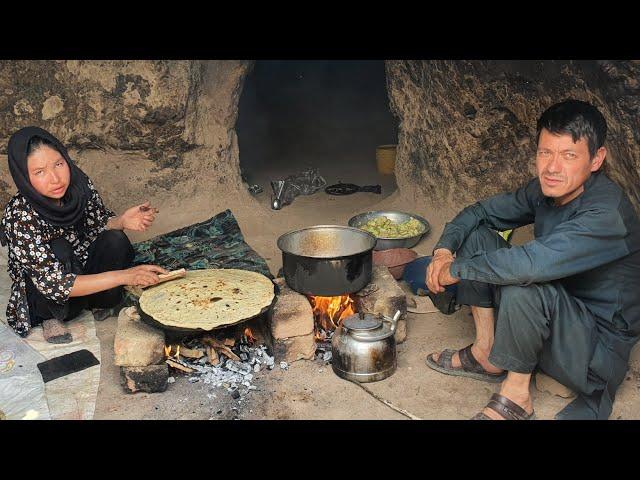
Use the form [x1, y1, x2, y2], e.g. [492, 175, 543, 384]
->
[307, 294, 356, 340]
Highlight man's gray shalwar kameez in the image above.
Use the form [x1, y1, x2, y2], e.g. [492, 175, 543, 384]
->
[434, 172, 640, 419]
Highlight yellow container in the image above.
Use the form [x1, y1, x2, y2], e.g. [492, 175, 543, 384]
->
[376, 145, 396, 175]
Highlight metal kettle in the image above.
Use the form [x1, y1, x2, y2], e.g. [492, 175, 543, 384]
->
[331, 310, 401, 383]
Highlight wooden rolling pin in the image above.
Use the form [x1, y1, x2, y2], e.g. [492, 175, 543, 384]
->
[144, 268, 187, 288]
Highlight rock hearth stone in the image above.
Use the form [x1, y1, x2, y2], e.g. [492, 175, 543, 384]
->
[120, 365, 169, 394]
[114, 307, 166, 367]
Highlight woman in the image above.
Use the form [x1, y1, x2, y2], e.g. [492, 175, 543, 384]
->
[0, 126, 168, 343]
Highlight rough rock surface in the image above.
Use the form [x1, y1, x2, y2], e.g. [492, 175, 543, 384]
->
[386, 60, 640, 215]
[114, 307, 166, 367]
[2, 60, 638, 239]
[0, 60, 256, 243]
[269, 278, 314, 339]
[120, 365, 169, 394]
[355, 266, 407, 344]
[273, 332, 316, 363]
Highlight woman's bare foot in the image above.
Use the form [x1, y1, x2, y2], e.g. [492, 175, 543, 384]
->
[430, 344, 504, 374]
[42, 319, 73, 344]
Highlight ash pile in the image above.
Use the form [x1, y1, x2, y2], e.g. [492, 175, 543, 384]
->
[314, 327, 334, 363]
[166, 333, 282, 400]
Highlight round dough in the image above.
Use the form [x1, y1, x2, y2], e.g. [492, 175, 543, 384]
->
[139, 269, 275, 330]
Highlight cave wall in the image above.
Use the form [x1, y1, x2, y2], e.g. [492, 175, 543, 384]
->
[0, 60, 254, 239]
[1, 60, 638, 241]
[386, 60, 640, 215]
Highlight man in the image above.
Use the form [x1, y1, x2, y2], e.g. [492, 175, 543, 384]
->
[425, 99, 640, 420]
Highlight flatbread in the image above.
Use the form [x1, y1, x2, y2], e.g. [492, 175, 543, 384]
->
[139, 269, 275, 330]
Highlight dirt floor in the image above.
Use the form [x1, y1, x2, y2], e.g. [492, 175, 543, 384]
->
[3, 156, 640, 420]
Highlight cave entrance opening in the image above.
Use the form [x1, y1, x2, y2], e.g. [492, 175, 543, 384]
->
[236, 60, 398, 212]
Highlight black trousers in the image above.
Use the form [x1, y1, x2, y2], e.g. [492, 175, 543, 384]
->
[26, 229, 134, 325]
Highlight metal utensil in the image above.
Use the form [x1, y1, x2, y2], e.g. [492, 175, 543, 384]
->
[277, 225, 376, 296]
[325, 182, 382, 195]
[348, 211, 431, 250]
[331, 310, 401, 383]
[271, 181, 285, 210]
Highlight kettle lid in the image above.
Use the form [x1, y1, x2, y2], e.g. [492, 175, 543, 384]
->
[343, 312, 382, 331]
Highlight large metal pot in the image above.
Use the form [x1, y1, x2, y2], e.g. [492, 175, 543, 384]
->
[331, 311, 400, 383]
[277, 225, 376, 296]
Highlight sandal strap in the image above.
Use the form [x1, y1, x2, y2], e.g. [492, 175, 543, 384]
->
[434, 349, 456, 370]
[486, 393, 532, 420]
[458, 344, 486, 374]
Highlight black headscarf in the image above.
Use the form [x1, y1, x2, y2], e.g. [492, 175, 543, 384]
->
[1, 127, 91, 245]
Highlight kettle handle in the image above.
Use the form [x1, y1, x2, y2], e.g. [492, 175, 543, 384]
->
[386, 310, 402, 333]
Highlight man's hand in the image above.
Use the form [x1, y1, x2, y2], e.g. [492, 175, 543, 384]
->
[427, 248, 459, 293]
[119, 265, 168, 288]
[119, 201, 159, 232]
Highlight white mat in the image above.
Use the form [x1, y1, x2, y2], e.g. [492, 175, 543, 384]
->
[0, 249, 101, 420]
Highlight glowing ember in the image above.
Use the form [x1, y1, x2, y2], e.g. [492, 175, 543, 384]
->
[308, 294, 356, 334]
[244, 327, 256, 345]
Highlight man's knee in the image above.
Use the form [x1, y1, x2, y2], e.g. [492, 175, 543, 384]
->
[497, 284, 551, 329]
[458, 225, 507, 258]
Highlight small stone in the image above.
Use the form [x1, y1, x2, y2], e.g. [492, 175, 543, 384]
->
[167, 376, 176, 384]
[253, 364, 261, 372]
[231, 390, 240, 399]
[319, 368, 324, 373]
[280, 361, 289, 370]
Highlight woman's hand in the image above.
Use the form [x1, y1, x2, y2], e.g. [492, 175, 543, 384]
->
[120, 265, 168, 288]
[119, 201, 159, 232]
[427, 248, 458, 293]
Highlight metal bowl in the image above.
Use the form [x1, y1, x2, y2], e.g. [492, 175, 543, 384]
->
[348, 211, 431, 250]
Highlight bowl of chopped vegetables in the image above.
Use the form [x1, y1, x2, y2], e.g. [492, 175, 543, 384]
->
[348, 211, 431, 250]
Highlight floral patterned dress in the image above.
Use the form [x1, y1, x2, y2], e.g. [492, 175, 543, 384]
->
[1, 179, 115, 337]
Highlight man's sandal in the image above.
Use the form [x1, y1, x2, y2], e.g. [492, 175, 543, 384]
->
[425, 344, 506, 383]
[472, 393, 536, 420]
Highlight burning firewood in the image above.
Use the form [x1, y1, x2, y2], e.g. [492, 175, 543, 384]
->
[223, 338, 235, 347]
[166, 358, 195, 373]
[202, 336, 241, 362]
[178, 345, 204, 359]
[206, 346, 220, 366]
